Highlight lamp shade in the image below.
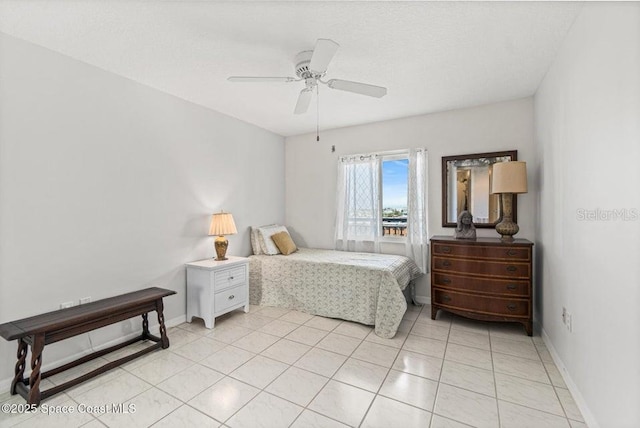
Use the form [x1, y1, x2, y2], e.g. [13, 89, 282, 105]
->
[208, 212, 237, 236]
[491, 161, 528, 194]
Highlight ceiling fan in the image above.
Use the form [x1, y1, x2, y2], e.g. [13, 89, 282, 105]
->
[228, 39, 387, 115]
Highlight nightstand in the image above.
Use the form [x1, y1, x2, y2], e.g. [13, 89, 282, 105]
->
[185, 256, 249, 328]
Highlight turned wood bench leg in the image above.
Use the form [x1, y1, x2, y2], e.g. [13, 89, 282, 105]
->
[141, 313, 150, 340]
[156, 299, 169, 349]
[28, 334, 45, 406]
[10, 339, 28, 395]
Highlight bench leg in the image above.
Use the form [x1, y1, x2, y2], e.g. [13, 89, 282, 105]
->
[141, 313, 150, 340]
[28, 334, 44, 406]
[156, 299, 169, 349]
[10, 339, 28, 395]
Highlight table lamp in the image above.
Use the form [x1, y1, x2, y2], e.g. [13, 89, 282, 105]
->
[208, 212, 237, 260]
[491, 161, 527, 242]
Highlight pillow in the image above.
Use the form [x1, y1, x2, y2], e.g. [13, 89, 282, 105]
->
[250, 227, 263, 255]
[250, 224, 276, 255]
[271, 231, 297, 255]
[257, 224, 289, 255]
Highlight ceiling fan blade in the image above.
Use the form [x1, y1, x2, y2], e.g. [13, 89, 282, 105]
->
[308, 39, 340, 74]
[294, 89, 313, 114]
[228, 76, 296, 82]
[327, 79, 387, 98]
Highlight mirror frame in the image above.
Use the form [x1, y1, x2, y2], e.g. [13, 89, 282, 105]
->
[441, 150, 518, 228]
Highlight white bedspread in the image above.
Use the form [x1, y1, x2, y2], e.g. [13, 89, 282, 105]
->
[249, 248, 422, 338]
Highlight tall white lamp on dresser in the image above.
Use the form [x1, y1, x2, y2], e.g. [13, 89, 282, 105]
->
[186, 257, 250, 328]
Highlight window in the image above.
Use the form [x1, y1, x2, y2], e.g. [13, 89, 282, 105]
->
[381, 157, 409, 238]
[335, 148, 428, 271]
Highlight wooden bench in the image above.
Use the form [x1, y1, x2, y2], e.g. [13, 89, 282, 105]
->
[0, 287, 176, 406]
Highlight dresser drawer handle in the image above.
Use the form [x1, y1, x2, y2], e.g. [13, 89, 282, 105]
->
[441, 278, 451, 285]
[506, 249, 517, 256]
[442, 261, 452, 267]
[507, 284, 518, 290]
[228, 295, 235, 300]
[506, 266, 517, 272]
[441, 246, 452, 254]
[507, 303, 517, 311]
[442, 295, 452, 302]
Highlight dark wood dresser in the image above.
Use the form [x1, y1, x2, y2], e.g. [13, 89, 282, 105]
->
[430, 236, 534, 335]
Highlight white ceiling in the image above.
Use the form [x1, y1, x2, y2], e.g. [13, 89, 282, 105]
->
[0, 1, 583, 137]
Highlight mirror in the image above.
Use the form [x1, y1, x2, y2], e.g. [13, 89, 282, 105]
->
[442, 151, 517, 228]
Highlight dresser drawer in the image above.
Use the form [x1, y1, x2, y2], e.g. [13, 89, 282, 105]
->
[433, 273, 530, 297]
[214, 285, 247, 314]
[432, 257, 530, 279]
[432, 243, 530, 261]
[433, 289, 529, 317]
[214, 265, 246, 291]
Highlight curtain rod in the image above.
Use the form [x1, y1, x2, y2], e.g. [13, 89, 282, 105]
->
[339, 148, 425, 163]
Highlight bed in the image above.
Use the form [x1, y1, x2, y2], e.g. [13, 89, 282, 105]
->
[249, 248, 422, 338]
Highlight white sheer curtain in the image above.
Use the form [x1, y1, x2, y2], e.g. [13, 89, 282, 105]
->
[335, 154, 382, 253]
[406, 148, 429, 273]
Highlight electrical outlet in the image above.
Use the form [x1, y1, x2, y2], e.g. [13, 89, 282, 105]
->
[60, 301, 75, 309]
[79, 297, 92, 305]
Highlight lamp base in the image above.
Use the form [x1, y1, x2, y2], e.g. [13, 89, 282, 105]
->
[214, 236, 229, 261]
[496, 193, 519, 242]
[495, 221, 519, 242]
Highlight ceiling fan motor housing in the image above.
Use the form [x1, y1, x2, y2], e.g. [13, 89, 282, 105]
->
[294, 50, 316, 79]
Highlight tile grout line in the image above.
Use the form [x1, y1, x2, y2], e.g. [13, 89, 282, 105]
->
[355, 303, 421, 428]
[427, 309, 455, 427]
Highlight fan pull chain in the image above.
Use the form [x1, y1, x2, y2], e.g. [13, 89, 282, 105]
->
[316, 84, 320, 141]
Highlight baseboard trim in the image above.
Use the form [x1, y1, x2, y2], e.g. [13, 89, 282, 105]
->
[0, 314, 187, 393]
[413, 295, 429, 305]
[541, 327, 599, 428]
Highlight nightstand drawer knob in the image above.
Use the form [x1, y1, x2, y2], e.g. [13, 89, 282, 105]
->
[506, 265, 517, 272]
[441, 246, 451, 253]
[442, 261, 452, 267]
[228, 295, 235, 300]
[507, 284, 517, 290]
[507, 249, 517, 256]
[442, 295, 452, 302]
[507, 303, 517, 311]
[442, 278, 451, 284]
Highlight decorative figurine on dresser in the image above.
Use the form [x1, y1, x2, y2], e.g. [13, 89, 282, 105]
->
[430, 236, 534, 335]
[453, 210, 476, 240]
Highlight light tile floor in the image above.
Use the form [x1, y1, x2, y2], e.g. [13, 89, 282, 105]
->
[0, 304, 586, 428]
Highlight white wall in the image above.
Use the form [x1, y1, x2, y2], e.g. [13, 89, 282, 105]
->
[0, 34, 284, 384]
[534, 3, 640, 427]
[285, 98, 535, 301]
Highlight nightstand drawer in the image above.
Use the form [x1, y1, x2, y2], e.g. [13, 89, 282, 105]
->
[214, 266, 246, 291]
[214, 285, 247, 314]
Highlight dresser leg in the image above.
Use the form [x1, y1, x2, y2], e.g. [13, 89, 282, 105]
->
[524, 321, 533, 336]
[431, 305, 439, 320]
